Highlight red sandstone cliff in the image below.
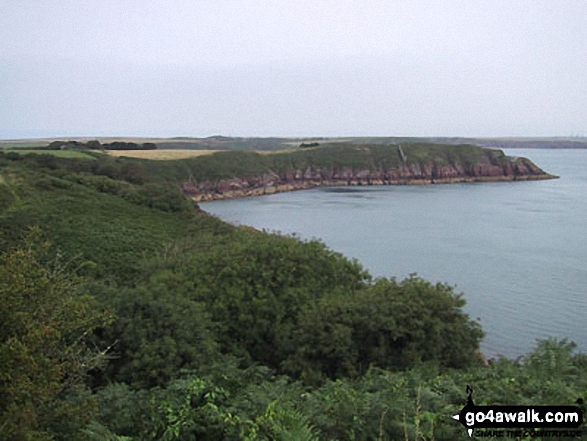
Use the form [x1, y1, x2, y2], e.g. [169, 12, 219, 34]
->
[182, 156, 555, 202]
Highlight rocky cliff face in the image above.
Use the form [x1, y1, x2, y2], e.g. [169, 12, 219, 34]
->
[182, 156, 555, 202]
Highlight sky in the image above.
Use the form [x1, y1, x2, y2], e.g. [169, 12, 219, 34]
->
[1, 0, 586, 139]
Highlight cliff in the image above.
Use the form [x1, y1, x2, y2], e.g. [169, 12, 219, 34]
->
[176, 144, 556, 202]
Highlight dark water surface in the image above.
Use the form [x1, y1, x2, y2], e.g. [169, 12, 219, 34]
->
[201, 149, 587, 358]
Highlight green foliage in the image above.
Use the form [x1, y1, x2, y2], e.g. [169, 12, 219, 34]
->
[0, 178, 16, 213]
[0, 150, 149, 185]
[131, 183, 193, 212]
[45, 140, 156, 151]
[0, 230, 112, 440]
[249, 401, 320, 441]
[92, 377, 232, 440]
[96, 274, 219, 388]
[1, 149, 95, 159]
[63, 173, 192, 212]
[92, 340, 587, 441]
[0, 147, 577, 441]
[0, 163, 214, 282]
[182, 232, 369, 369]
[138, 150, 274, 182]
[459, 338, 587, 407]
[289, 276, 484, 382]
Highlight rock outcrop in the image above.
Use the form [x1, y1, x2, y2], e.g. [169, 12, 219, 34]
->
[182, 156, 556, 202]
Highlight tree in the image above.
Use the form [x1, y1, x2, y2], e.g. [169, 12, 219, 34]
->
[0, 229, 112, 440]
[288, 276, 484, 382]
[86, 140, 102, 150]
[96, 272, 219, 388]
[184, 234, 369, 370]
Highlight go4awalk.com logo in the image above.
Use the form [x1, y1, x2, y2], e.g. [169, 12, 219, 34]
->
[452, 386, 584, 438]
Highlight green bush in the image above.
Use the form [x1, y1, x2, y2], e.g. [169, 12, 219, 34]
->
[95, 273, 219, 388]
[288, 276, 484, 382]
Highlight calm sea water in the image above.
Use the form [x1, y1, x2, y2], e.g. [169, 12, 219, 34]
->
[201, 149, 587, 359]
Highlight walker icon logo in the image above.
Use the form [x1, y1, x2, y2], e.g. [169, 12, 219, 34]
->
[452, 386, 584, 438]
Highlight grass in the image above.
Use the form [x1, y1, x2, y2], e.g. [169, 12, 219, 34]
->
[103, 149, 221, 160]
[2, 149, 95, 159]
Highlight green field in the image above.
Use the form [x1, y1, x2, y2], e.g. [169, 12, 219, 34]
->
[2, 148, 95, 159]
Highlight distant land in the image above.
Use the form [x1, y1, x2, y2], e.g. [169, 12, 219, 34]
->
[1, 136, 587, 151]
[167, 143, 556, 202]
[0, 139, 556, 202]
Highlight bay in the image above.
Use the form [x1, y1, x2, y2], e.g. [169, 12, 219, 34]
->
[200, 149, 587, 359]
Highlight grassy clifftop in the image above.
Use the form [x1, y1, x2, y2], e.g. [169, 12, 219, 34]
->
[132, 142, 552, 183]
[124, 143, 553, 201]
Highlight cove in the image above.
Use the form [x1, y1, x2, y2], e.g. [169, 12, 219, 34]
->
[201, 149, 587, 359]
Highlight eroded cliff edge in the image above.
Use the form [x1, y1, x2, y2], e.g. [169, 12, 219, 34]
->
[178, 144, 556, 202]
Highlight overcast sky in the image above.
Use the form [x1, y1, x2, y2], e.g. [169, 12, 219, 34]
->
[1, 0, 586, 139]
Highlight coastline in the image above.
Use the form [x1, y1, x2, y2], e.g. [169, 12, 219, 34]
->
[187, 173, 557, 202]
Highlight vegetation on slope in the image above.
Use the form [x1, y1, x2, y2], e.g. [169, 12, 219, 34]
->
[0, 152, 581, 440]
[104, 142, 550, 185]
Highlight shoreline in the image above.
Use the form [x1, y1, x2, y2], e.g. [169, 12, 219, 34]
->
[189, 173, 557, 202]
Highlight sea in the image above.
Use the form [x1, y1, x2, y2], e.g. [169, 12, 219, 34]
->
[200, 149, 587, 359]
